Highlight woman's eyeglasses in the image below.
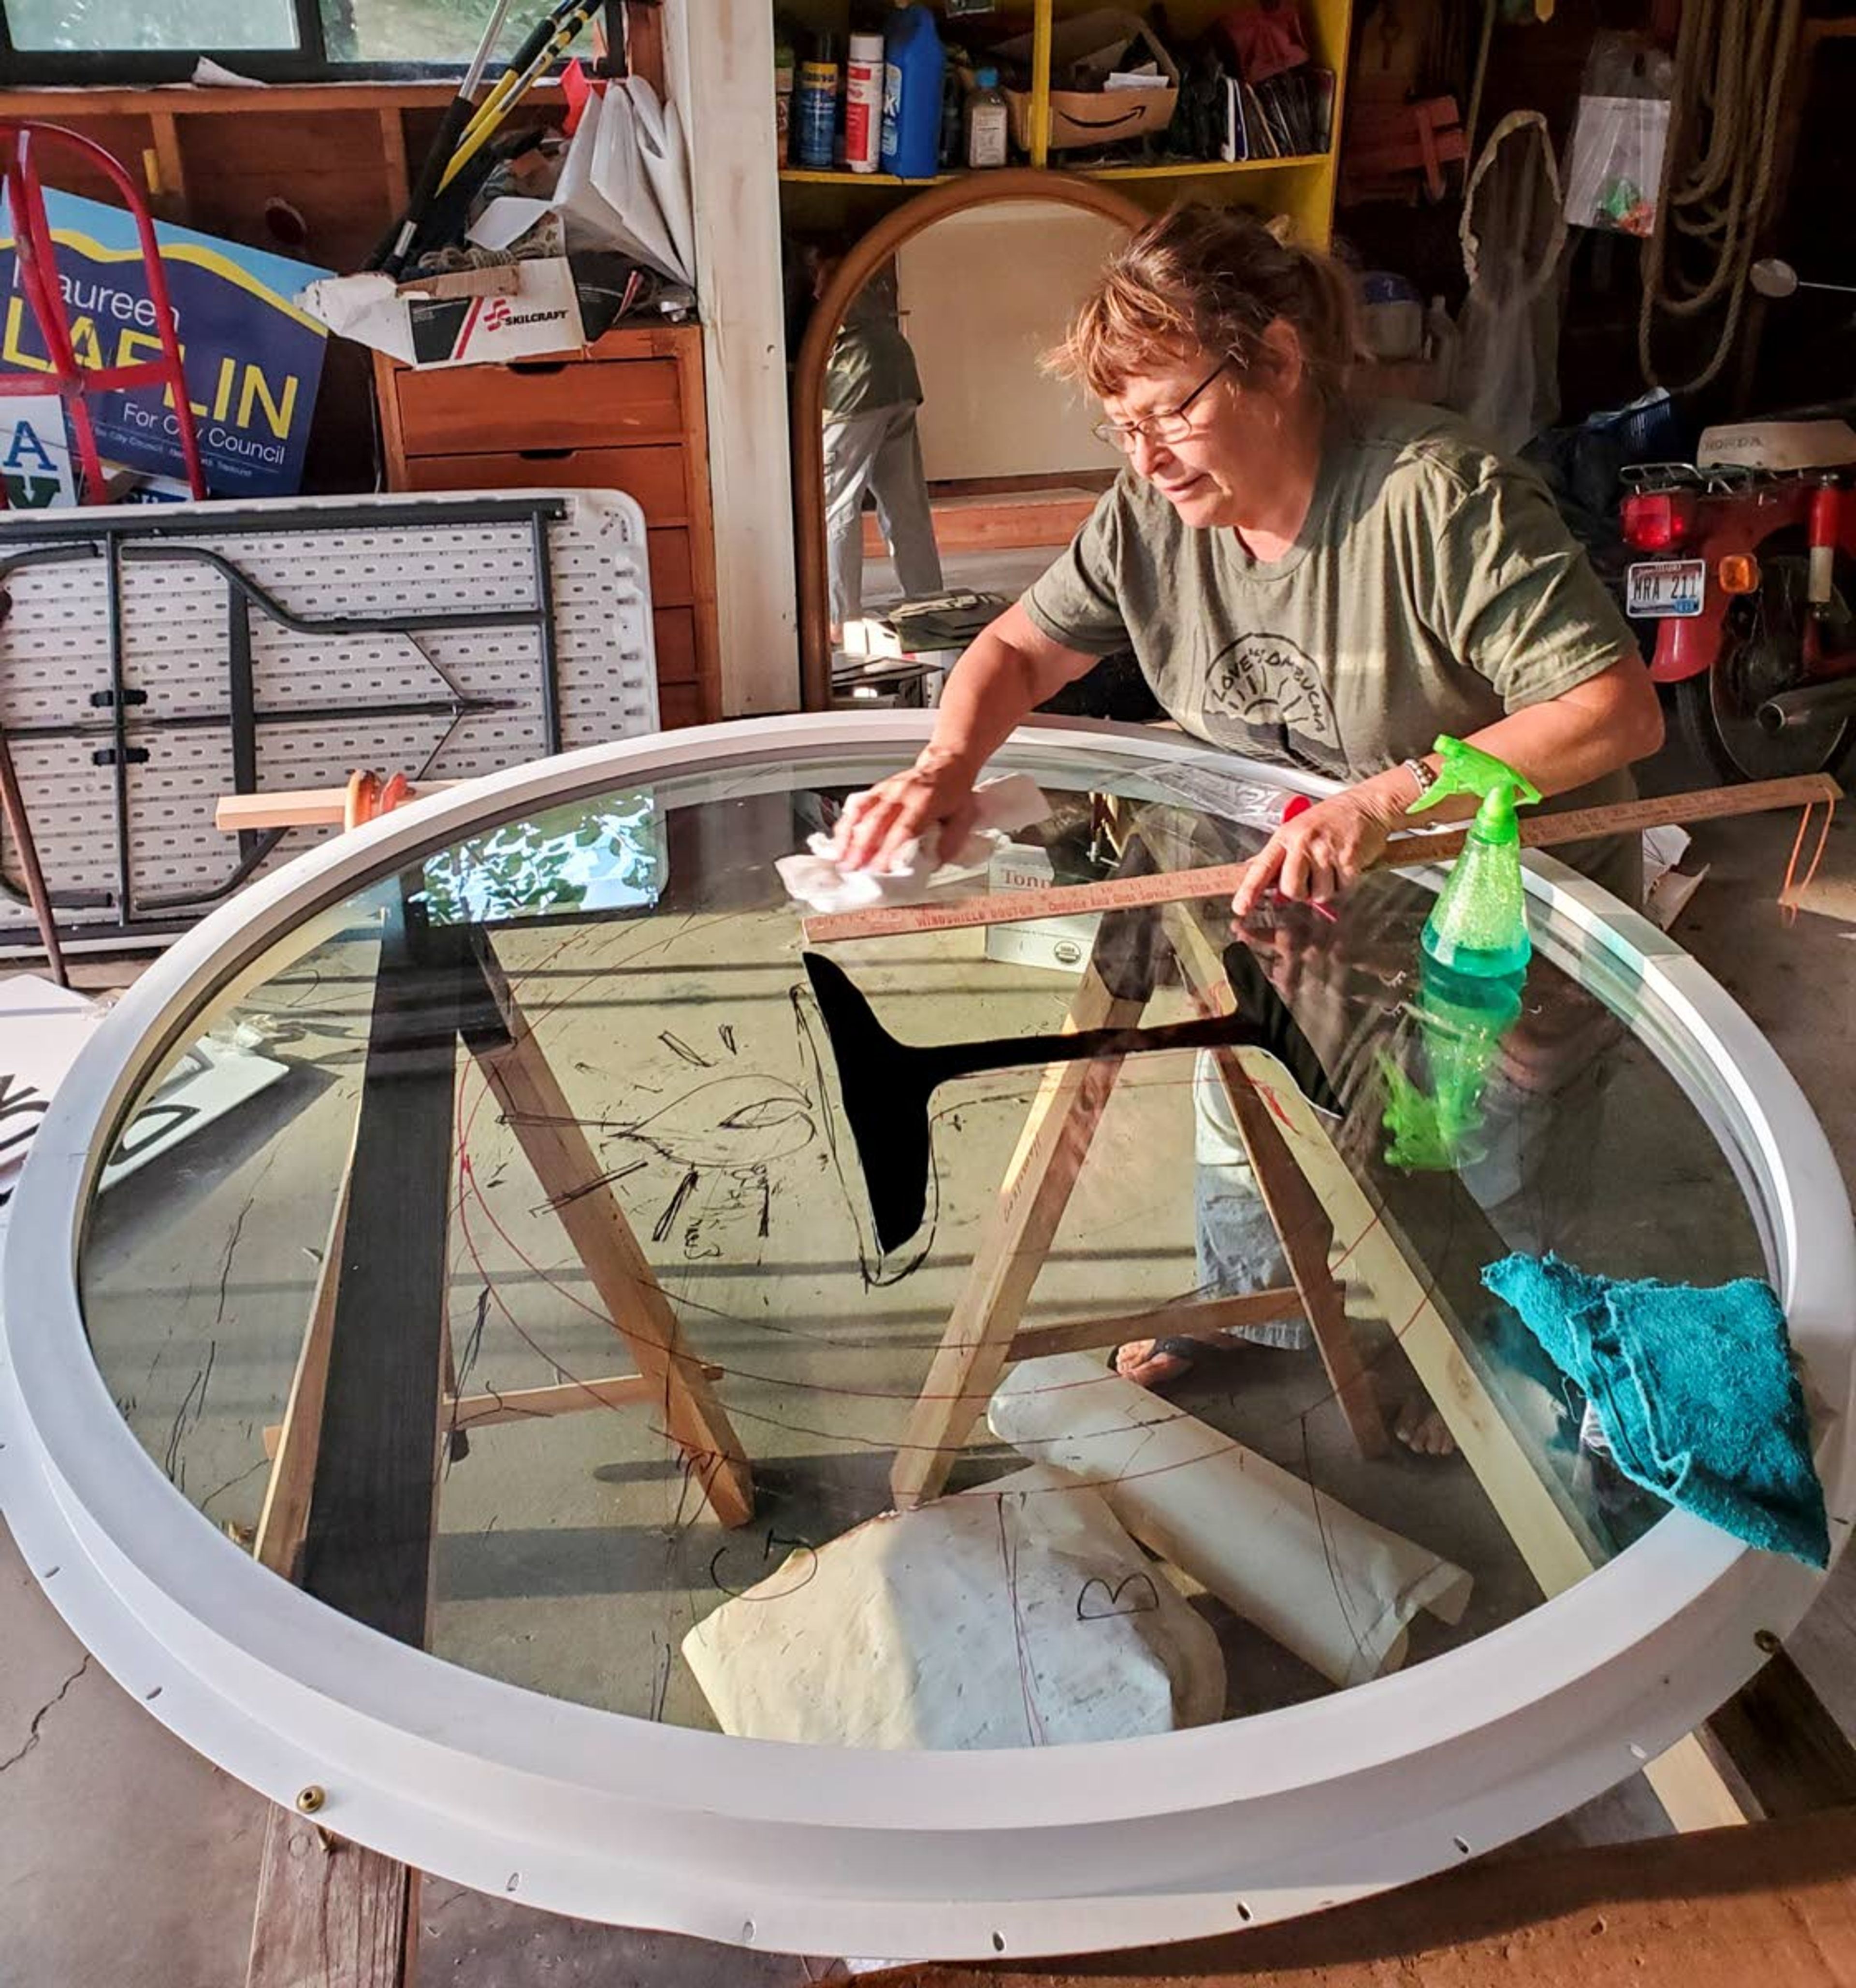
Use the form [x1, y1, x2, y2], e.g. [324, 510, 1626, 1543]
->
[1092, 361, 1230, 453]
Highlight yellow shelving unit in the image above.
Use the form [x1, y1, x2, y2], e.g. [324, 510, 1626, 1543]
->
[774, 0, 1353, 245]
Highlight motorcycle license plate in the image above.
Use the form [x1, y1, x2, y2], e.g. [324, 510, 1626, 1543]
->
[1626, 558, 1707, 619]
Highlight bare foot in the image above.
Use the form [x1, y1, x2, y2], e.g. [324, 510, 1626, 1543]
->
[1112, 1338, 1198, 1388]
[1392, 1393, 1455, 1457]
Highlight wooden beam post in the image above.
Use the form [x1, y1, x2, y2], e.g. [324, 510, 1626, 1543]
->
[262, 1365, 726, 1457]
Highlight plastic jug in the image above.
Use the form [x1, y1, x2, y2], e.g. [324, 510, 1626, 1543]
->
[882, 2, 946, 180]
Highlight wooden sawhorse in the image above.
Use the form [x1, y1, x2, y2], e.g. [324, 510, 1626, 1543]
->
[889, 890, 1388, 1513]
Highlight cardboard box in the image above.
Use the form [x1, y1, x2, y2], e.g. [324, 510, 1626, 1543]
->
[982, 842, 1101, 975]
[1000, 10, 1179, 153]
[299, 258, 585, 370]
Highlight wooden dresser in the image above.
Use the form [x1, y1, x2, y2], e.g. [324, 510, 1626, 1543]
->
[373, 323, 720, 729]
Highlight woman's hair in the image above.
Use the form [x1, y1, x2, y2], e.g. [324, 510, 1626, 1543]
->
[1048, 202, 1359, 407]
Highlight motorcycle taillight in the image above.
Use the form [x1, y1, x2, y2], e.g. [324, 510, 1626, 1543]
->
[1621, 490, 1697, 552]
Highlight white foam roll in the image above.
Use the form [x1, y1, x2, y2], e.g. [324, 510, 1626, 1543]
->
[988, 1355, 1472, 1689]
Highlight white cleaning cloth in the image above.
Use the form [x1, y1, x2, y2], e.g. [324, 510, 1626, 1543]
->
[775, 772, 1049, 916]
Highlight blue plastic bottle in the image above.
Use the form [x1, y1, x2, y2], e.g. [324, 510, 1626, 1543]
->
[881, 3, 946, 180]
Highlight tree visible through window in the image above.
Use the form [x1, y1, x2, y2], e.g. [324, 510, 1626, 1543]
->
[6, 0, 298, 50]
[325, 0, 524, 66]
[1, 0, 527, 69]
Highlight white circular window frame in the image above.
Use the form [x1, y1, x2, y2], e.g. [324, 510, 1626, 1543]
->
[1, 714, 1849, 1963]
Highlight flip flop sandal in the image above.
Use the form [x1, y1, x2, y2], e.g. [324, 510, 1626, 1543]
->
[1111, 1335, 1207, 1387]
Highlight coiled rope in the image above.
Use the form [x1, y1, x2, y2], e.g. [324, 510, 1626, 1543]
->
[1638, 0, 1802, 393]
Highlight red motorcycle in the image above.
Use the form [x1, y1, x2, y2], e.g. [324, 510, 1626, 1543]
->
[1620, 419, 1856, 781]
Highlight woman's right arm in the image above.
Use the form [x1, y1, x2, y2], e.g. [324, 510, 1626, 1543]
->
[834, 601, 1101, 871]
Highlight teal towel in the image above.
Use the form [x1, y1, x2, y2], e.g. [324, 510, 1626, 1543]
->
[1482, 1252, 1830, 1568]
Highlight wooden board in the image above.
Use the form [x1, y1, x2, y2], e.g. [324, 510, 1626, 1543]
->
[261, 1366, 727, 1455]
[1005, 1288, 1303, 1362]
[253, 1171, 352, 1581]
[1709, 1646, 1856, 1819]
[246, 1814, 414, 1988]
[295, 908, 457, 1647]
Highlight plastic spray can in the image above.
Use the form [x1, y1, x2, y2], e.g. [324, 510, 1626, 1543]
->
[795, 32, 841, 171]
[965, 64, 1009, 167]
[845, 31, 885, 173]
[882, 2, 946, 179]
[1405, 736, 1542, 978]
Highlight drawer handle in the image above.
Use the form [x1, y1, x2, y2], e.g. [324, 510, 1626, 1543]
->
[506, 360, 570, 376]
[518, 448, 575, 461]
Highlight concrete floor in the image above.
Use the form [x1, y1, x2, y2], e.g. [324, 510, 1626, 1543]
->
[2, 735, 1852, 1983]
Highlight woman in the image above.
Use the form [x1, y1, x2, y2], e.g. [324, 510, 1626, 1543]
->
[833, 203, 1664, 1416]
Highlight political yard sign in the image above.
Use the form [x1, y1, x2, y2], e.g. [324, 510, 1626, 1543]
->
[0, 189, 333, 498]
[0, 396, 76, 508]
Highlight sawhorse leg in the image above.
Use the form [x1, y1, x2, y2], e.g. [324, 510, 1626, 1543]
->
[890, 956, 1146, 1511]
[1162, 903, 1387, 1458]
[458, 929, 753, 1529]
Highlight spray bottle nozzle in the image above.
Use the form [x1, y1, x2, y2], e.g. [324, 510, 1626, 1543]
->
[1406, 735, 1541, 845]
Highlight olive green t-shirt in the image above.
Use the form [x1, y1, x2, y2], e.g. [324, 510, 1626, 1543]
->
[823, 264, 923, 422]
[1022, 400, 1644, 897]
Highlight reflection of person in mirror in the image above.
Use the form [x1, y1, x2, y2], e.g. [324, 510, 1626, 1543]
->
[809, 245, 944, 640]
[828, 203, 1666, 1433]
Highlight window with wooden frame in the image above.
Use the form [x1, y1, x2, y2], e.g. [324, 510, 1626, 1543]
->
[0, 0, 626, 85]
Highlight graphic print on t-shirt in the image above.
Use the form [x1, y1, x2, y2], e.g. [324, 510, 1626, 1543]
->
[1205, 633, 1345, 773]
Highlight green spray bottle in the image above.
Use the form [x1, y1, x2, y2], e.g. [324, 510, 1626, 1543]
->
[1406, 735, 1542, 980]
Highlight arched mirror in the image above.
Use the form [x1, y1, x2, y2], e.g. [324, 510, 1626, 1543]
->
[793, 171, 1146, 708]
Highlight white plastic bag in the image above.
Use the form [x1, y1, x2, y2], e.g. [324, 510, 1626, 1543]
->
[1449, 110, 1566, 454]
[1562, 33, 1674, 237]
[1563, 97, 1669, 236]
[469, 84, 692, 286]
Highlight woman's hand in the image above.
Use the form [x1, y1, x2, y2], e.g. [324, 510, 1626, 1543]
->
[1229, 786, 1402, 921]
[832, 753, 980, 873]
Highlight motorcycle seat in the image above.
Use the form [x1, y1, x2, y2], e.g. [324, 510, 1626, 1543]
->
[1696, 418, 1856, 473]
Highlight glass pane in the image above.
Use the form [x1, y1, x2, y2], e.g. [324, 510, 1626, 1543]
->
[77, 745, 1772, 1748]
[322, 0, 531, 65]
[6, 0, 299, 51]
